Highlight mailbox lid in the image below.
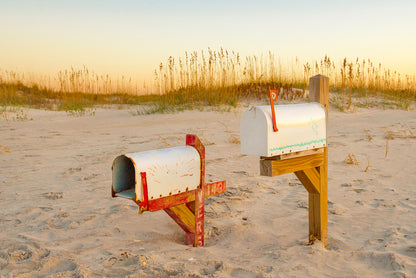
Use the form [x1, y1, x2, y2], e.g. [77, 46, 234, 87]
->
[125, 146, 201, 202]
[241, 102, 326, 157]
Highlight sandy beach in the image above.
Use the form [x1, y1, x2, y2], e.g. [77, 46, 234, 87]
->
[1, 104, 416, 277]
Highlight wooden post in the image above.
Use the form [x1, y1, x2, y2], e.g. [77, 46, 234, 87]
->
[308, 74, 329, 247]
[186, 134, 206, 246]
[309, 74, 329, 123]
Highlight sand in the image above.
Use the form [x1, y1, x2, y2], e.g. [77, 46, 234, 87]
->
[1, 104, 416, 277]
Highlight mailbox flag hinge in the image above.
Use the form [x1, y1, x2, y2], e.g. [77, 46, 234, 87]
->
[269, 90, 278, 132]
[139, 172, 149, 214]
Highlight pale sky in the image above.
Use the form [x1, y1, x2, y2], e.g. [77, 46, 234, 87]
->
[1, 0, 415, 84]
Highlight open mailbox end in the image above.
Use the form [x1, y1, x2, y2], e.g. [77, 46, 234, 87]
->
[111, 155, 136, 200]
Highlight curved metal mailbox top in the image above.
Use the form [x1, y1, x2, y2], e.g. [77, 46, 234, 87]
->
[241, 102, 327, 157]
[112, 146, 201, 202]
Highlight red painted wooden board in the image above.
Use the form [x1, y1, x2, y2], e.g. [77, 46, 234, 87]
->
[143, 180, 226, 212]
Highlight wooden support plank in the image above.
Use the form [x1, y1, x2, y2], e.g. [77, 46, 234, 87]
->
[204, 180, 226, 197]
[145, 180, 226, 212]
[308, 147, 328, 247]
[260, 152, 324, 177]
[148, 190, 195, 212]
[186, 201, 196, 214]
[261, 148, 324, 161]
[294, 167, 320, 194]
[163, 206, 195, 245]
[308, 193, 320, 241]
[164, 207, 194, 234]
[167, 204, 196, 233]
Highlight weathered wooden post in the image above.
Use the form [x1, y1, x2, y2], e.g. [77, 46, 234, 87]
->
[241, 75, 329, 247]
[305, 74, 329, 247]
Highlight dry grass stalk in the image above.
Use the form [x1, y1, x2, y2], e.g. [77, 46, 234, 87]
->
[0, 144, 12, 154]
[228, 135, 241, 144]
[405, 124, 416, 138]
[364, 129, 373, 141]
[384, 127, 395, 140]
[159, 136, 170, 146]
[344, 153, 359, 165]
[385, 138, 389, 159]
[199, 134, 214, 146]
[218, 121, 241, 144]
[364, 157, 371, 172]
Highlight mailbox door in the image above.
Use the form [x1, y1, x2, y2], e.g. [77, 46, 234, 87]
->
[241, 105, 270, 156]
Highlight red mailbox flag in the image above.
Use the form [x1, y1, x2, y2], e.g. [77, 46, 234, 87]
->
[269, 90, 278, 132]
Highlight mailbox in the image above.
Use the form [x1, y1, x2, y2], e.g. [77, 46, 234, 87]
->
[111, 134, 226, 247]
[112, 146, 201, 202]
[241, 102, 327, 157]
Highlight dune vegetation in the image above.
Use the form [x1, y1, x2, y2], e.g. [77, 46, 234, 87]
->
[1, 48, 415, 116]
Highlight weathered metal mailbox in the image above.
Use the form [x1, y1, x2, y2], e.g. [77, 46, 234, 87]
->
[240, 75, 330, 248]
[112, 146, 201, 202]
[111, 134, 226, 247]
[241, 102, 327, 157]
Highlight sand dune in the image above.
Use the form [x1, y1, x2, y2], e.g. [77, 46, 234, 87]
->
[1, 105, 415, 277]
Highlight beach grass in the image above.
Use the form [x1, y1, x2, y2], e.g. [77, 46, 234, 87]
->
[1, 49, 415, 114]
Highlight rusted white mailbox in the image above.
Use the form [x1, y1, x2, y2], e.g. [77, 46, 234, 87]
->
[112, 146, 201, 202]
[241, 102, 327, 157]
[111, 134, 226, 247]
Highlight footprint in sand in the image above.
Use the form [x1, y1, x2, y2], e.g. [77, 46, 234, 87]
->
[47, 212, 76, 229]
[230, 268, 261, 277]
[105, 252, 144, 268]
[80, 173, 98, 181]
[0, 239, 50, 269]
[352, 188, 367, 193]
[200, 261, 224, 275]
[232, 170, 249, 176]
[8, 249, 32, 261]
[206, 157, 227, 165]
[296, 200, 308, 209]
[41, 192, 63, 200]
[405, 246, 416, 258]
[369, 198, 397, 208]
[64, 167, 82, 175]
[329, 203, 348, 215]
